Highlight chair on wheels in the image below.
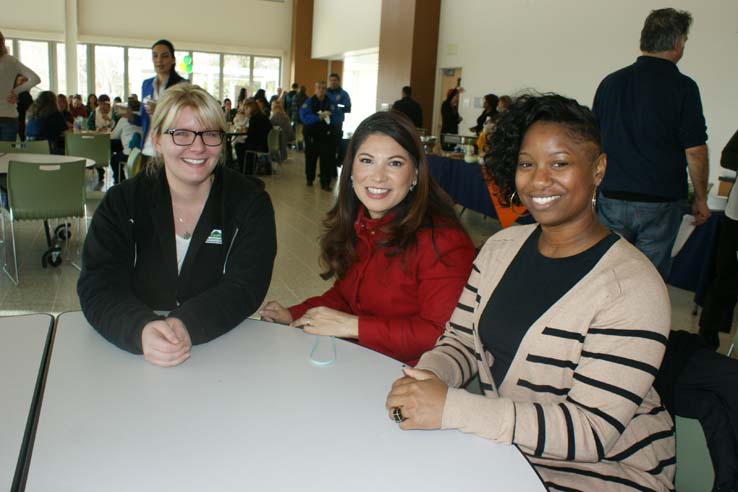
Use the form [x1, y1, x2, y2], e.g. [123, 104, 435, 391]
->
[2, 159, 87, 285]
[65, 133, 111, 189]
[0, 140, 51, 155]
[124, 147, 142, 180]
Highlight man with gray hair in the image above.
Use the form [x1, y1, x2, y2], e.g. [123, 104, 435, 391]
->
[593, 8, 709, 279]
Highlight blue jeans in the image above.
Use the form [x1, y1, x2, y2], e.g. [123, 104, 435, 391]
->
[0, 119, 18, 141]
[597, 193, 684, 279]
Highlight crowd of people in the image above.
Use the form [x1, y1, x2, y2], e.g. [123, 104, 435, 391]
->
[1, 6, 738, 491]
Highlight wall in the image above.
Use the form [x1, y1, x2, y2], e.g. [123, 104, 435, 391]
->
[4, 0, 294, 88]
[312, 0, 381, 59]
[436, 0, 738, 182]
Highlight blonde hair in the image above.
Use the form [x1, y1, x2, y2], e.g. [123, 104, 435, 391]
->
[148, 83, 227, 173]
[271, 100, 286, 116]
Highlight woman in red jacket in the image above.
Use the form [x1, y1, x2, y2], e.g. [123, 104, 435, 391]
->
[260, 111, 475, 365]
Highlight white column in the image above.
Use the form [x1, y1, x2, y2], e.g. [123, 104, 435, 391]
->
[64, 0, 78, 94]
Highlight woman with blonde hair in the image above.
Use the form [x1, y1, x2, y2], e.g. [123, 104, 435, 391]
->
[78, 83, 277, 367]
[270, 100, 294, 161]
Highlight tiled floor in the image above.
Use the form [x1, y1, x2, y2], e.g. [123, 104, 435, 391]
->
[0, 151, 734, 350]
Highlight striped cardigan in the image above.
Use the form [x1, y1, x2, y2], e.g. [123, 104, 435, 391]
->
[417, 224, 675, 492]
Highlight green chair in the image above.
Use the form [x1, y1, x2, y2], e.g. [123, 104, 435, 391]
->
[268, 127, 282, 164]
[65, 133, 110, 187]
[0, 140, 51, 154]
[675, 416, 714, 492]
[2, 159, 87, 285]
[125, 147, 142, 179]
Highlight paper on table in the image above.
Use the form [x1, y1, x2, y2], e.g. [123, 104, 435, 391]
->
[671, 214, 695, 257]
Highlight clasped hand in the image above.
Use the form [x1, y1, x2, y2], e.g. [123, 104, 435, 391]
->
[141, 317, 192, 367]
[385, 367, 448, 430]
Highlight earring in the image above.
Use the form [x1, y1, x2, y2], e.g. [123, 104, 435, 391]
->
[592, 188, 598, 211]
[509, 191, 530, 217]
[409, 178, 417, 192]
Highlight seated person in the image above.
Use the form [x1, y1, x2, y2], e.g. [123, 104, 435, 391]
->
[25, 90, 67, 154]
[69, 94, 87, 119]
[234, 100, 271, 174]
[386, 94, 675, 491]
[109, 98, 143, 183]
[260, 111, 475, 365]
[78, 83, 277, 367]
[87, 93, 115, 185]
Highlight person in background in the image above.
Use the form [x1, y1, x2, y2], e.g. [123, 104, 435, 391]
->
[109, 98, 142, 184]
[129, 94, 139, 102]
[14, 74, 33, 141]
[497, 95, 512, 113]
[440, 87, 463, 149]
[25, 90, 67, 154]
[222, 98, 236, 124]
[326, 73, 351, 171]
[112, 96, 123, 124]
[471, 93, 498, 135]
[140, 39, 186, 167]
[269, 87, 283, 106]
[254, 89, 270, 117]
[284, 83, 298, 120]
[261, 111, 475, 366]
[299, 80, 335, 190]
[386, 94, 674, 491]
[270, 100, 293, 162]
[290, 85, 307, 150]
[392, 85, 423, 129]
[593, 8, 709, 279]
[86, 94, 98, 115]
[87, 93, 115, 186]
[234, 100, 271, 174]
[0, 31, 40, 142]
[70, 94, 88, 120]
[57, 93, 74, 129]
[78, 83, 277, 367]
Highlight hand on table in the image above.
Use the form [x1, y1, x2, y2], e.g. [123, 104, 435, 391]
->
[291, 306, 359, 339]
[141, 318, 192, 367]
[259, 301, 293, 325]
[691, 198, 711, 226]
[385, 367, 447, 430]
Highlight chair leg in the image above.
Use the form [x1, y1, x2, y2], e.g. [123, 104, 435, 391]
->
[71, 212, 86, 272]
[3, 215, 19, 286]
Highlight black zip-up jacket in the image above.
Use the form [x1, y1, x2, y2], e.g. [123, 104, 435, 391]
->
[77, 165, 277, 354]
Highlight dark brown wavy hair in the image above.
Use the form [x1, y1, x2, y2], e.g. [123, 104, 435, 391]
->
[320, 111, 465, 280]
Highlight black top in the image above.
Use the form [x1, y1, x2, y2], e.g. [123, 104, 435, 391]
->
[440, 100, 460, 134]
[392, 96, 423, 129]
[593, 56, 707, 202]
[479, 227, 619, 386]
[244, 112, 271, 152]
[473, 109, 496, 135]
[78, 165, 277, 354]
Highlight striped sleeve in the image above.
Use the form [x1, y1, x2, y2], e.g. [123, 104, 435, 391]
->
[415, 258, 482, 388]
[441, 260, 672, 463]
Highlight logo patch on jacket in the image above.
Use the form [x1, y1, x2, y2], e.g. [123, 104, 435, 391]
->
[205, 229, 222, 245]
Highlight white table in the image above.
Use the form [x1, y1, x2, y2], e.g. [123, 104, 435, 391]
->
[26, 312, 545, 491]
[0, 314, 53, 492]
[0, 153, 95, 174]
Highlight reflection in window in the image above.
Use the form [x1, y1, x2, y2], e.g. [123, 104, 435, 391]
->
[223, 54, 250, 105]
[128, 47, 155, 100]
[191, 52, 221, 100]
[18, 40, 49, 95]
[252, 57, 280, 99]
[95, 45, 124, 98]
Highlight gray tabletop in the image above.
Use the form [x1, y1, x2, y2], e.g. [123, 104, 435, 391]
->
[26, 311, 544, 491]
[0, 314, 53, 491]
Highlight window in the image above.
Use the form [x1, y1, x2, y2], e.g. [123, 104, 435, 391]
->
[222, 54, 250, 104]
[57, 43, 67, 95]
[128, 47, 154, 99]
[252, 57, 280, 98]
[342, 51, 378, 135]
[191, 52, 221, 100]
[5, 38, 13, 56]
[95, 45, 124, 98]
[77, 45, 88, 98]
[18, 40, 49, 95]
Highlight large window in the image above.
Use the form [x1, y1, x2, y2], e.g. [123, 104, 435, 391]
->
[5, 38, 14, 56]
[223, 55, 250, 104]
[128, 47, 154, 99]
[57, 44, 67, 95]
[252, 57, 280, 97]
[191, 52, 221, 100]
[18, 40, 49, 95]
[77, 45, 88, 97]
[95, 45, 124, 98]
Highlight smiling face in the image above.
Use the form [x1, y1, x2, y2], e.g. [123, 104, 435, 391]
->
[515, 121, 605, 229]
[153, 106, 221, 192]
[351, 133, 417, 219]
[152, 44, 175, 78]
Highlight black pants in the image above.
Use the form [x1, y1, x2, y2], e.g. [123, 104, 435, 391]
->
[331, 129, 344, 174]
[700, 216, 738, 345]
[303, 124, 334, 188]
[675, 348, 738, 490]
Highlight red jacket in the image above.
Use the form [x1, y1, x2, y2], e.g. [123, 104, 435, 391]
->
[289, 211, 475, 365]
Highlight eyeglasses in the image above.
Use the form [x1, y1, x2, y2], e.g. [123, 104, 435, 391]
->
[165, 129, 224, 146]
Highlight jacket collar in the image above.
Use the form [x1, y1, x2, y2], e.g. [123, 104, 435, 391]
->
[353, 206, 395, 238]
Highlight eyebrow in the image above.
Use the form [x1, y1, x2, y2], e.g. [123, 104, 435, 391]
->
[518, 149, 572, 157]
[357, 152, 407, 160]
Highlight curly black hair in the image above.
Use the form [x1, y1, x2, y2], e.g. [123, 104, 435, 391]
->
[484, 93, 600, 207]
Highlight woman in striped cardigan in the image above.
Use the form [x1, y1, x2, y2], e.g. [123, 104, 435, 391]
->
[386, 94, 675, 491]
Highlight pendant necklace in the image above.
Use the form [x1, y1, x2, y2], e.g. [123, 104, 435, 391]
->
[178, 217, 191, 240]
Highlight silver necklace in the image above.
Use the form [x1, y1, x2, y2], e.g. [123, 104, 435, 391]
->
[178, 217, 191, 240]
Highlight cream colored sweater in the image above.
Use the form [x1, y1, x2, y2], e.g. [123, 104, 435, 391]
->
[418, 224, 675, 492]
